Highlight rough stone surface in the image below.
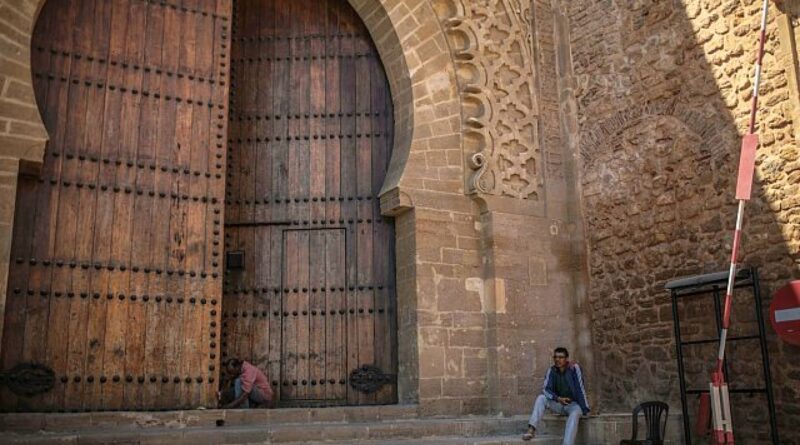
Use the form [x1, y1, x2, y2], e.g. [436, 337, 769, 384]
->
[0, 1, 797, 443]
[567, 1, 800, 443]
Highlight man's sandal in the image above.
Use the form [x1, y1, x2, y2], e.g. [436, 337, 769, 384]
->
[522, 425, 536, 441]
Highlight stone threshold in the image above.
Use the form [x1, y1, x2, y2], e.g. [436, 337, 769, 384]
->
[4, 413, 538, 444]
[0, 404, 419, 433]
[1, 408, 685, 445]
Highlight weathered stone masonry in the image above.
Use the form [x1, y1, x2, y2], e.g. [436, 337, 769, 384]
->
[567, 0, 800, 442]
[0, 2, 798, 442]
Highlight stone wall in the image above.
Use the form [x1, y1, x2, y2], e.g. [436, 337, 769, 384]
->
[416, 0, 591, 416]
[566, 0, 800, 442]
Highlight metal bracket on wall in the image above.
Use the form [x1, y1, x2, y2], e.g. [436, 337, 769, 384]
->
[225, 251, 245, 270]
[349, 365, 395, 394]
[0, 363, 55, 397]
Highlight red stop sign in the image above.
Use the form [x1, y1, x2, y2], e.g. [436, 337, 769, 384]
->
[770, 281, 800, 346]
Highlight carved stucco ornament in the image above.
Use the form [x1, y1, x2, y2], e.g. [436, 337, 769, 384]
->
[434, 0, 543, 200]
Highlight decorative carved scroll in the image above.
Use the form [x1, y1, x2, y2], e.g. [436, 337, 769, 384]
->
[0, 363, 55, 397]
[349, 365, 394, 394]
[433, 0, 543, 199]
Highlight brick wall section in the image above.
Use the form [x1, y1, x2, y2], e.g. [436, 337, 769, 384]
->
[566, 1, 800, 442]
[0, 0, 47, 158]
[410, 0, 590, 416]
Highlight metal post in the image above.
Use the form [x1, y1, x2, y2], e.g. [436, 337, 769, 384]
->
[752, 269, 779, 444]
[671, 289, 692, 445]
[711, 2, 770, 443]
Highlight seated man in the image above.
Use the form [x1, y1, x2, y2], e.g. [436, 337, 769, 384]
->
[220, 358, 274, 409]
[523, 347, 590, 444]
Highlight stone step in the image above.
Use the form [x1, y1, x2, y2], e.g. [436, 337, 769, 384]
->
[0, 405, 419, 433]
[4, 414, 536, 445]
[339, 435, 563, 445]
[1, 408, 685, 444]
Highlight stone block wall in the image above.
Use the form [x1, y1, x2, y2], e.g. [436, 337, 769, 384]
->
[416, 0, 592, 416]
[564, 0, 800, 442]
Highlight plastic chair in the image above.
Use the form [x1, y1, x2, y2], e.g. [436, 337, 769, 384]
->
[619, 401, 669, 445]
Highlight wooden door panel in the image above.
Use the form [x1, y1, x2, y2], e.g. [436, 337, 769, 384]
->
[1, 0, 231, 412]
[223, 0, 396, 406]
[279, 229, 346, 402]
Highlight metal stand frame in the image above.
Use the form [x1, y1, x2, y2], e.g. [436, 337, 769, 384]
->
[666, 266, 778, 445]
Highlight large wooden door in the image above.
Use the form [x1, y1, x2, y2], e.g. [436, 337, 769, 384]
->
[1, 0, 231, 411]
[222, 0, 397, 405]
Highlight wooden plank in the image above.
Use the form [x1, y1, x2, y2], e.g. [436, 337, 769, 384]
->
[150, 0, 180, 410]
[328, 228, 347, 401]
[370, 45, 396, 404]
[239, 0, 257, 378]
[322, 2, 344, 402]
[271, 0, 292, 404]
[303, 1, 325, 401]
[40, 12, 72, 413]
[19, 0, 78, 412]
[25, 0, 82, 410]
[280, 230, 297, 400]
[251, 0, 273, 390]
[1, 181, 36, 411]
[44, 0, 98, 410]
[173, 2, 198, 409]
[335, 10, 360, 405]
[158, 2, 184, 409]
[63, 0, 110, 411]
[102, 0, 141, 410]
[262, 0, 283, 400]
[140, 0, 167, 410]
[210, 0, 231, 402]
[80, 0, 126, 410]
[121, 0, 151, 409]
[353, 25, 375, 405]
[186, 7, 213, 408]
[222, 0, 242, 394]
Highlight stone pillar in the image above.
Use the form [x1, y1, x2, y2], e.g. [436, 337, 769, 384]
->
[553, 0, 597, 408]
[476, 197, 587, 415]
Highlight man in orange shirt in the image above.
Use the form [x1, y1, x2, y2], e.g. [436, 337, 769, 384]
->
[221, 358, 274, 409]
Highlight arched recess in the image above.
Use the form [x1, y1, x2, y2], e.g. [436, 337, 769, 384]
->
[222, 0, 399, 406]
[1, 0, 463, 409]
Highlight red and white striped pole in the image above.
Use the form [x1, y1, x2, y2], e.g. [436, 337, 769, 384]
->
[710, 1, 770, 443]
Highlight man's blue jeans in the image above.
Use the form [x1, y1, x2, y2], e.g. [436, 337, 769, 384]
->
[234, 377, 268, 408]
[528, 394, 582, 445]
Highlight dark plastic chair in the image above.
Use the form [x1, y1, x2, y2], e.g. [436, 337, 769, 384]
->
[619, 401, 669, 445]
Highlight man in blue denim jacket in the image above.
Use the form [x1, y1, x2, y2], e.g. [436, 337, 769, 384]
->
[523, 347, 590, 444]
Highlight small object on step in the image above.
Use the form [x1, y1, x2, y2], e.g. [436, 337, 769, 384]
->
[216, 419, 225, 427]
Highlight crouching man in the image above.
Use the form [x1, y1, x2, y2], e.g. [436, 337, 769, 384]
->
[523, 347, 590, 444]
[220, 358, 274, 409]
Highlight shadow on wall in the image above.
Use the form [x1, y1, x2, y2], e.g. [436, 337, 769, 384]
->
[568, 1, 799, 443]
